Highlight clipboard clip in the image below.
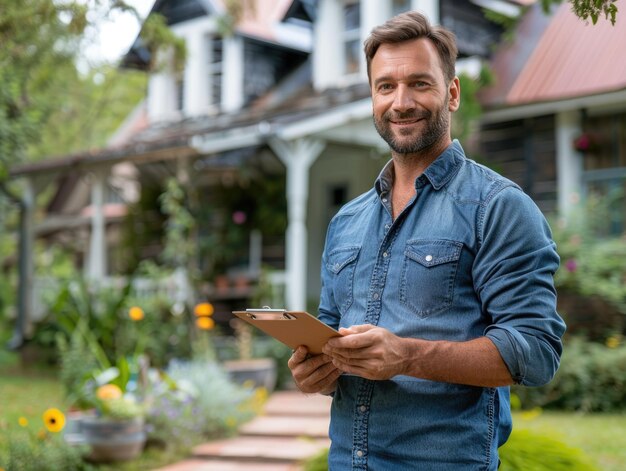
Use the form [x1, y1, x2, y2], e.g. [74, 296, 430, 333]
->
[245, 306, 295, 320]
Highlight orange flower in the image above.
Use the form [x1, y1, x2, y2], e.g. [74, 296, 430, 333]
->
[42, 408, 65, 433]
[194, 302, 214, 317]
[196, 317, 215, 330]
[18, 416, 28, 427]
[129, 306, 145, 321]
[96, 384, 123, 400]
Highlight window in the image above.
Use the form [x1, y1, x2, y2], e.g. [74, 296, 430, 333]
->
[207, 35, 223, 107]
[581, 112, 626, 235]
[342, 1, 361, 75]
[392, 0, 412, 16]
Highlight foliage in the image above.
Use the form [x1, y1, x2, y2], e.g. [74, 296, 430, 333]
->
[152, 359, 264, 440]
[0, 407, 93, 471]
[159, 178, 197, 269]
[454, 68, 494, 149]
[499, 428, 599, 470]
[302, 427, 599, 471]
[541, 0, 618, 25]
[512, 337, 626, 412]
[551, 198, 626, 319]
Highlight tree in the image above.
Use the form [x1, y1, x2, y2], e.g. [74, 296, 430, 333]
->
[543, 0, 619, 25]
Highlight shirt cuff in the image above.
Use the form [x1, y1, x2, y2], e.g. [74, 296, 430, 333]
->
[484, 324, 530, 384]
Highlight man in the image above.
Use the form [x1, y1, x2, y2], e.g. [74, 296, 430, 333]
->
[288, 11, 565, 470]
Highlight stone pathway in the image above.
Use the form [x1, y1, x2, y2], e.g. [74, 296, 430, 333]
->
[155, 390, 332, 471]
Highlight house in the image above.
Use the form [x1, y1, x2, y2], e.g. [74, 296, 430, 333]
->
[478, 1, 626, 235]
[8, 0, 529, 340]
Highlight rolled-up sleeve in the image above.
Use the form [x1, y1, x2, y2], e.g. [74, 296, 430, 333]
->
[473, 186, 566, 387]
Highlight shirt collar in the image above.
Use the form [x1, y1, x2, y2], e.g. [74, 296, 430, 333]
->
[375, 140, 465, 196]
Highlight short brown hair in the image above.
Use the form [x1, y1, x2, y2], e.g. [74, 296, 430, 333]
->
[364, 11, 458, 83]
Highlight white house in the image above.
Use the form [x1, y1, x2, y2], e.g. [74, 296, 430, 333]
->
[9, 0, 531, 340]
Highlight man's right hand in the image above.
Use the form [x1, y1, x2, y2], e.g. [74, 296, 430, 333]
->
[287, 346, 342, 395]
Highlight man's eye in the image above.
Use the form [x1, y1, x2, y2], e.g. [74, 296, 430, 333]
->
[379, 84, 394, 91]
[412, 81, 428, 88]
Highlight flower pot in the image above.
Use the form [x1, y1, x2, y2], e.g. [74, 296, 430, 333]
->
[223, 357, 277, 392]
[63, 409, 97, 445]
[81, 416, 146, 462]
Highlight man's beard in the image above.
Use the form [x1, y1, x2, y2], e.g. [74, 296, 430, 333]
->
[373, 100, 450, 155]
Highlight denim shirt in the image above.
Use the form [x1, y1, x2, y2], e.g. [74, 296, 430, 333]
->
[318, 141, 566, 470]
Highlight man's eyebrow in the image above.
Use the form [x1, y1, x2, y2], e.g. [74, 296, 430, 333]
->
[373, 73, 436, 88]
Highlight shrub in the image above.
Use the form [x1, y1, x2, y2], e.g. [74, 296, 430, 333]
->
[301, 428, 599, 471]
[513, 337, 626, 412]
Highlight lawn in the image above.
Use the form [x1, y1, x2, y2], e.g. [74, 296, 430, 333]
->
[513, 411, 626, 471]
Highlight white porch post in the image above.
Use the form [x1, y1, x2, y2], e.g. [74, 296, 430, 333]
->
[269, 138, 326, 311]
[556, 111, 583, 220]
[21, 177, 36, 338]
[87, 168, 107, 280]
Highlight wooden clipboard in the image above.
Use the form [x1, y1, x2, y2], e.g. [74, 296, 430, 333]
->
[232, 308, 340, 355]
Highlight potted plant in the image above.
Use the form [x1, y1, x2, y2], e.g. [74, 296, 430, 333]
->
[70, 358, 148, 463]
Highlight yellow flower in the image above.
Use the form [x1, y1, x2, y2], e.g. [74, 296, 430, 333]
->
[129, 306, 145, 321]
[194, 302, 214, 317]
[42, 408, 65, 433]
[196, 316, 215, 330]
[96, 383, 123, 400]
[606, 335, 621, 349]
[18, 416, 29, 427]
[36, 428, 47, 440]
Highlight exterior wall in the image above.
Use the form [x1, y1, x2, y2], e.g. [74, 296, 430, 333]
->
[306, 143, 388, 307]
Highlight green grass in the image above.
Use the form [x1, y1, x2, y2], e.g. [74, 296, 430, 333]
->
[513, 411, 626, 471]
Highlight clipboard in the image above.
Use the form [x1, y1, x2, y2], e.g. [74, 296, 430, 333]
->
[232, 308, 340, 355]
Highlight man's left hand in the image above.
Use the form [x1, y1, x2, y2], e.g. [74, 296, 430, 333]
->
[322, 324, 408, 380]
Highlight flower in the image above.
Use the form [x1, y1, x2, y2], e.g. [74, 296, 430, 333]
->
[18, 416, 28, 427]
[606, 335, 621, 349]
[194, 302, 214, 317]
[129, 306, 145, 321]
[196, 317, 215, 330]
[232, 210, 247, 225]
[42, 408, 65, 433]
[565, 258, 578, 273]
[96, 383, 123, 400]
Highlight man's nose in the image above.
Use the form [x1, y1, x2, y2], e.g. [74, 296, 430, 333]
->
[392, 85, 415, 112]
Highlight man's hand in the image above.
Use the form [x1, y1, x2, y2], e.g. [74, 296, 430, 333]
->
[288, 346, 342, 395]
[323, 324, 408, 380]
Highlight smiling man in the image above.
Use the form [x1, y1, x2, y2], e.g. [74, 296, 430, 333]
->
[288, 11, 566, 470]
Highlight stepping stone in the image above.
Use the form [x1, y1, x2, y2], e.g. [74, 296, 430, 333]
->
[263, 390, 333, 417]
[240, 415, 329, 438]
[154, 458, 301, 471]
[193, 436, 330, 462]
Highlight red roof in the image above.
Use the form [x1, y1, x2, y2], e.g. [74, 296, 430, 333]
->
[483, 0, 626, 107]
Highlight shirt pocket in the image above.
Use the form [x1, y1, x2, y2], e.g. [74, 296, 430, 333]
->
[400, 239, 463, 318]
[326, 246, 360, 315]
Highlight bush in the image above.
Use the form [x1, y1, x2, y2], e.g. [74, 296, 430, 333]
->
[513, 337, 626, 412]
[301, 428, 599, 471]
[499, 428, 599, 470]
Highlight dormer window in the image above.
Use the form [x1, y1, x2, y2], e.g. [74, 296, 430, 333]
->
[342, 1, 361, 75]
[176, 77, 185, 112]
[207, 35, 223, 108]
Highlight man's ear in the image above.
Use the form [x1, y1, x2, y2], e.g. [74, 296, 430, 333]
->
[448, 77, 461, 112]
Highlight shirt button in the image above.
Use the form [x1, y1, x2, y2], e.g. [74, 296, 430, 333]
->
[385, 224, 390, 230]
[425, 255, 433, 262]
[334, 263, 340, 270]
[372, 292, 379, 300]
[382, 198, 388, 203]
[356, 450, 364, 457]
[359, 405, 367, 413]
[382, 252, 388, 258]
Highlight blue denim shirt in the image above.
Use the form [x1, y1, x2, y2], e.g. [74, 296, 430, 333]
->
[318, 141, 566, 470]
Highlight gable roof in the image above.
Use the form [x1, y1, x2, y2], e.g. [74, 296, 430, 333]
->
[482, 1, 626, 108]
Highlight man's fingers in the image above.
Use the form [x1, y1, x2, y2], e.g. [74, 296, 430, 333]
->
[287, 346, 309, 368]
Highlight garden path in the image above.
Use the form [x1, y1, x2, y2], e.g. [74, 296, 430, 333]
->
[155, 389, 332, 471]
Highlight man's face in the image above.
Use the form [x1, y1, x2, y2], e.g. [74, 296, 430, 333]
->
[370, 38, 460, 156]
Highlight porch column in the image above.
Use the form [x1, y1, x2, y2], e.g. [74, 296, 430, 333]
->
[556, 111, 583, 220]
[269, 137, 326, 311]
[87, 168, 107, 280]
